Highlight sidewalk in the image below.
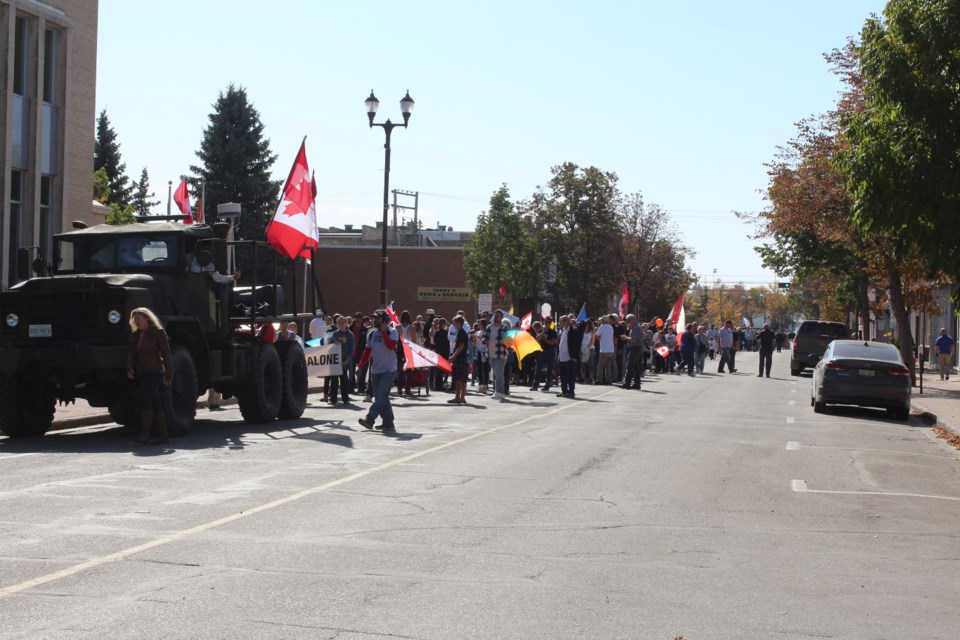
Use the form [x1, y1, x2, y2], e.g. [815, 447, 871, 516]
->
[910, 370, 960, 440]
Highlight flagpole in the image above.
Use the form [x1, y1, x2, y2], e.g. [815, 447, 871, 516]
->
[200, 178, 206, 224]
[166, 180, 172, 215]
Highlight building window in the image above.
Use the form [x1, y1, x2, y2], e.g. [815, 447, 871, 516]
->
[13, 17, 28, 97]
[43, 28, 57, 104]
[40, 176, 53, 264]
[8, 171, 24, 285]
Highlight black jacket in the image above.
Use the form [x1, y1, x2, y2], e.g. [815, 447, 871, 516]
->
[564, 325, 584, 361]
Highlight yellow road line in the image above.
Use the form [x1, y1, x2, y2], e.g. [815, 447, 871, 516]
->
[0, 390, 613, 598]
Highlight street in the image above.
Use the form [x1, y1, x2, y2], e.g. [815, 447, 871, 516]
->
[0, 352, 958, 639]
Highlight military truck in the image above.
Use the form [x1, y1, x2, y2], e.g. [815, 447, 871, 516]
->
[0, 220, 312, 438]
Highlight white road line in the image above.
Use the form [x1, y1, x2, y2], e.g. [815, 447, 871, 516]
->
[786, 441, 801, 451]
[790, 389, 797, 393]
[791, 479, 960, 502]
[786, 417, 795, 424]
[788, 400, 796, 406]
[786, 444, 957, 461]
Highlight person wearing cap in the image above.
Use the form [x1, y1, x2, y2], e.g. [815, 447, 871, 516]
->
[356, 309, 399, 431]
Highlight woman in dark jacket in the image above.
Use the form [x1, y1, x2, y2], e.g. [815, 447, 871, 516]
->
[127, 307, 173, 445]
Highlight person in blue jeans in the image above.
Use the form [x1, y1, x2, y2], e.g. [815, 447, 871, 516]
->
[356, 310, 399, 431]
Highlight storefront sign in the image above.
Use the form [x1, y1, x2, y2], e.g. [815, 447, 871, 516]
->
[417, 287, 472, 302]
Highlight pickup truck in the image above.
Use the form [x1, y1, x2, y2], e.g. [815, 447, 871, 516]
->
[790, 320, 850, 376]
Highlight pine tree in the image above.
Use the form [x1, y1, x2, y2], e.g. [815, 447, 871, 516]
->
[130, 167, 160, 217]
[94, 109, 133, 206]
[190, 84, 281, 280]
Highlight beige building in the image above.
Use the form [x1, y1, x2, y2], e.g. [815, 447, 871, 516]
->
[0, 0, 98, 288]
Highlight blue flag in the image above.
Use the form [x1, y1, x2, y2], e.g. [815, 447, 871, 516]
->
[577, 304, 587, 323]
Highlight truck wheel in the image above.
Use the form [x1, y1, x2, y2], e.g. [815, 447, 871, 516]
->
[276, 341, 308, 419]
[790, 366, 801, 376]
[108, 401, 137, 427]
[161, 345, 198, 437]
[237, 343, 282, 423]
[0, 378, 55, 437]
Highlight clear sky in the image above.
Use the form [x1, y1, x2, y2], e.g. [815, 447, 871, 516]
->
[97, 0, 886, 289]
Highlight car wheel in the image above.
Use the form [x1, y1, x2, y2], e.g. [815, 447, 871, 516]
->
[888, 406, 910, 421]
[813, 400, 827, 414]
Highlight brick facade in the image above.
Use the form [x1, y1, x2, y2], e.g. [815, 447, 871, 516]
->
[0, 0, 98, 287]
[311, 246, 476, 321]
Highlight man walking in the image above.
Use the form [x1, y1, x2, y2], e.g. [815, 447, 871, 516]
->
[717, 320, 736, 373]
[357, 310, 399, 432]
[757, 322, 775, 378]
[935, 327, 956, 381]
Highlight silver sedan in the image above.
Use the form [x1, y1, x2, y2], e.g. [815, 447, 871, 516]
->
[810, 340, 911, 420]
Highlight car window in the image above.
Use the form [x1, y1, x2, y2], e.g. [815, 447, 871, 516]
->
[832, 343, 902, 362]
[799, 322, 849, 337]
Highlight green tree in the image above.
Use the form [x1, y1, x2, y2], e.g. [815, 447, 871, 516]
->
[838, 0, 960, 281]
[94, 109, 132, 206]
[190, 84, 280, 280]
[93, 167, 110, 204]
[105, 203, 136, 225]
[524, 163, 626, 314]
[463, 185, 541, 301]
[130, 167, 160, 217]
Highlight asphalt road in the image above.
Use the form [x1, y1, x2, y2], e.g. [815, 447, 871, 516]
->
[1, 352, 958, 639]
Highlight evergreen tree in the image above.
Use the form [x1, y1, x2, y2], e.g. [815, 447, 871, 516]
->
[94, 109, 132, 206]
[190, 84, 280, 280]
[130, 167, 160, 217]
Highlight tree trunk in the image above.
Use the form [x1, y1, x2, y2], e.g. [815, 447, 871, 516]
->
[885, 258, 915, 386]
[858, 272, 871, 341]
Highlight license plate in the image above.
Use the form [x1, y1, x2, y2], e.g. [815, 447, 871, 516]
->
[28, 324, 52, 338]
[858, 369, 875, 377]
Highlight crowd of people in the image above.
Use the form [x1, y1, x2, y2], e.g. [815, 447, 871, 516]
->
[298, 307, 791, 432]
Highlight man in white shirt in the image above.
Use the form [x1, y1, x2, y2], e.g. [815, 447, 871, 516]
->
[717, 320, 737, 373]
[595, 316, 615, 384]
[308, 312, 327, 342]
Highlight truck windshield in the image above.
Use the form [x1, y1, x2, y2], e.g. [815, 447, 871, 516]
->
[59, 236, 179, 273]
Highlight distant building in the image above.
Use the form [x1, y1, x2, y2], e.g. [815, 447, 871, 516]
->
[0, 0, 98, 288]
[312, 219, 476, 319]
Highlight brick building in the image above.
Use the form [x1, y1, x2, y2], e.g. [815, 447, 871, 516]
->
[0, 0, 98, 288]
[312, 245, 475, 321]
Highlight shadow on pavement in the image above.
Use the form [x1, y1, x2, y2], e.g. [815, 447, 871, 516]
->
[815, 404, 924, 427]
[0, 416, 360, 454]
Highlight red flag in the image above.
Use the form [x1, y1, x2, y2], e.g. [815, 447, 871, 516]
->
[385, 304, 400, 327]
[401, 336, 452, 373]
[266, 139, 319, 260]
[667, 293, 686, 328]
[520, 312, 532, 330]
[499, 281, 507, 296]
[618, 285, 629, 318]
[173, 178, 192, 224]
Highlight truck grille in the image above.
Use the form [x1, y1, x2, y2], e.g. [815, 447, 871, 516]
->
[22, 290, 127, 341]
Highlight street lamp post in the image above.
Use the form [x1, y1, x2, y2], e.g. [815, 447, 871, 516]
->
[365, 89, 415, 307]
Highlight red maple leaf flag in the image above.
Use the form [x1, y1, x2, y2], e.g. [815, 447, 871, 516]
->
[266, 138, 319, 261]
[618, 285, 629, 318]
[667, 293, 686, 329]
[173, 177, 193, 224]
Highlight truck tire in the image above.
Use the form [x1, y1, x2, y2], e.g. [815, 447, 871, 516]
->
[0, 377, 55, 437]
[276, 341, 308, 419]
[108, 401, 137, 427]
[161, 345, 198, 437]
[237, 343, 282, 424]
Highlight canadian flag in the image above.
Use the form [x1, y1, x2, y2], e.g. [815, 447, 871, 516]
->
[667, 293, 686, 330]
[266, 139, 319, 261]
[401, 337, 452, 373]
[173, 177, 192, 225]
[520, 312, 532, 330]
[618, 285, 629, 318]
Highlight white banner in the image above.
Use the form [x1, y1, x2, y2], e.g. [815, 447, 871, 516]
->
[305, 343, 343, 377]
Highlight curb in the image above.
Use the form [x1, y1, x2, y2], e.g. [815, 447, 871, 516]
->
[912, 400, 960, 440]
[50, 384, 331, 432]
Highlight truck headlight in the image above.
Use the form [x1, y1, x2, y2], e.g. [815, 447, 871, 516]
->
[5, 313, 18, 328]
[107, 310, 123, 325]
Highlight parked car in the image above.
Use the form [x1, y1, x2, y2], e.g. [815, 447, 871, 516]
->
[791, 320, 850, 376]
[810, 340, 911, 420]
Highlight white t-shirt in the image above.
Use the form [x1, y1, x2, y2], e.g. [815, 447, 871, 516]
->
[448, 323, 458, 344]
[596, 324, 615, 353]
[558, 328, 570, 363]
